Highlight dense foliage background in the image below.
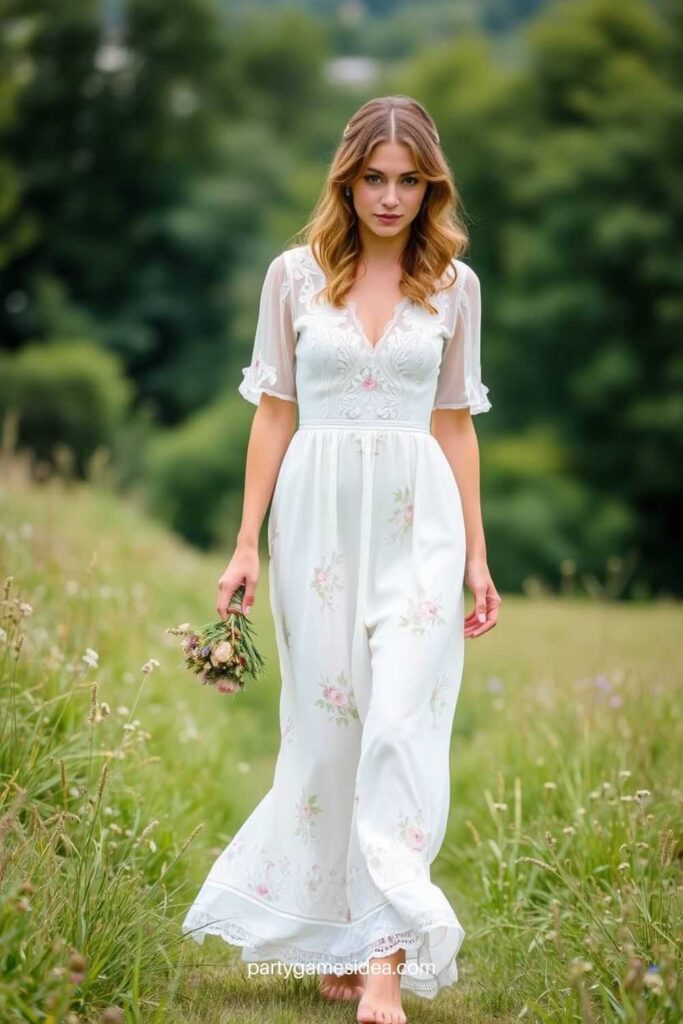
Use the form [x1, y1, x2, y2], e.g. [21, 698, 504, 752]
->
[1, 0, 681, 598]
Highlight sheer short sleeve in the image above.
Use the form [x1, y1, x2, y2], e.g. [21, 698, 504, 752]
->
[432, 263, 491, 415]
[238, 252, 297, 406]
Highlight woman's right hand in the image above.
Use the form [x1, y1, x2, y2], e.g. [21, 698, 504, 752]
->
[216, 542, 260, 619]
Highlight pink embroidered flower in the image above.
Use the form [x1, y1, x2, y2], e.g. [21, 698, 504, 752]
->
[310, 551, 344, 610]
[323, 686, 348, 709]
[294, 789, 321, 839]
[417, 599, 439, 620]
[361, 373, 378, 391]
[404, 503, 414, 524]
[406, 826, 426, 851]
[316, 671, 359, 725]
[254, 883, 270, 897]
[398, 590, 446, 634]
[397, 813, 429, 853]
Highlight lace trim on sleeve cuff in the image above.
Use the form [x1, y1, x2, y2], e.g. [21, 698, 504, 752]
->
[238, 357, 295, 405]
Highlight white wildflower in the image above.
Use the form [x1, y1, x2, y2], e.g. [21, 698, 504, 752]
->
[82, 648, 99, 668]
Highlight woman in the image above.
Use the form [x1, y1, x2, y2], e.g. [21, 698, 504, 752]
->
[182, 95, 501, 1024]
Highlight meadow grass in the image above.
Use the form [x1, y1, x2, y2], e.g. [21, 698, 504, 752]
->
[0, 451, 680, 1023]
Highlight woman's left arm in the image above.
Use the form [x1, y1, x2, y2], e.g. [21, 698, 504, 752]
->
[431, 408, 501, 637]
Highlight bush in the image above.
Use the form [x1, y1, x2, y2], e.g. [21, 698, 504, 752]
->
[0, 340, 132, 475]
[144, 393, 252, 550]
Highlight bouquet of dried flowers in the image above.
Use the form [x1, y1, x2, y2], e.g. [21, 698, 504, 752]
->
[167, 585, 265, 694]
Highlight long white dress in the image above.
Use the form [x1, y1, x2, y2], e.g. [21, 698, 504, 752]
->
[181, 243, 492, 999]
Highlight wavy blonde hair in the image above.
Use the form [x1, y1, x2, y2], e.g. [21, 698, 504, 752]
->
[291, 95, 470, 316]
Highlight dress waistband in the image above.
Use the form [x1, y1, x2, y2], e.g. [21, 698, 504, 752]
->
[298, 418, 430, 434]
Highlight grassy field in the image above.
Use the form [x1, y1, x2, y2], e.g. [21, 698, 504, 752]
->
[1, 451, 681, 1023]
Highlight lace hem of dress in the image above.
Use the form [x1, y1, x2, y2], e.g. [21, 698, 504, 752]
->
[182, 906, 461, 997]
[433, 374, 491, 415]
[238, 357, 296, 405]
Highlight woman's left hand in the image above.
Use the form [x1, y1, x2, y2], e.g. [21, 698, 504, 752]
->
[464, 556, 501, 638]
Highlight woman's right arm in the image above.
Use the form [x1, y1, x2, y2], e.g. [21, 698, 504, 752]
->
[217, 394, 297, 619]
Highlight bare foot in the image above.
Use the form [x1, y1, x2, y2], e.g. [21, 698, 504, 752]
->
[356, 948, 407, 1024]
[318, 969, 365, 1001]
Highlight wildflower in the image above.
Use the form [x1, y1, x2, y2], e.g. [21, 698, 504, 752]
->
[133, 819, 159, 850]
[543, 781, 557, 791]
[18, 602, 33, 617]
[492, 802, 508, 811]
[569, 958, 592, 978]
[142, 658, 160, 674]
[618, 769, 632, 779]
[211, 640, 234, 665]
[82, 648, 99, 669]
[101, 1008, 125, 1024]
[68, 950, 88, 985]
[166, 622, 191, 636]
[563, 826, 576, 836]
[617, 862, 630, 872]
[643, 969, 664, 994]
[217, 678, 240, 694]
[635, 789, 651, 801]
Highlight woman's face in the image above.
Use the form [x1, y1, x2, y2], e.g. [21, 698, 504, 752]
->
[349, 141, 428, 241]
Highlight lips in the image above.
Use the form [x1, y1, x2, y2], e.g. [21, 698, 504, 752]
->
[376, 214, 401, 221]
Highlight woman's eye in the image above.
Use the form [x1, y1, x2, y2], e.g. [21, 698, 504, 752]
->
[363, 174, 419, 185]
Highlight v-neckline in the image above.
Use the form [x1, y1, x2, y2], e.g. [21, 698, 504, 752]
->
[345, 296, 409, 353]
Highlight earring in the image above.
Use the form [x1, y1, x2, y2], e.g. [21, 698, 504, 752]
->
[345, 187, 352, 197]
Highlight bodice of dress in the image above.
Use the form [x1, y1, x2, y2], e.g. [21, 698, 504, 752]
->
[238, 244, 491, 427]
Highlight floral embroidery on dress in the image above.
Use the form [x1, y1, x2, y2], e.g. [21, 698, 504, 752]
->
[246, 854, 292, 901]
[309, 550, 344, 610]
[397, 811, 429, 853]
[304, 861, 350, 918]
[339, 359, 401, 420]
[429, 674, 451, 728]
[315, 670, 359, 726]
[386, 486, 414, 543]
[294, 789, 322, 841]
[398, 586, 446, 634]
